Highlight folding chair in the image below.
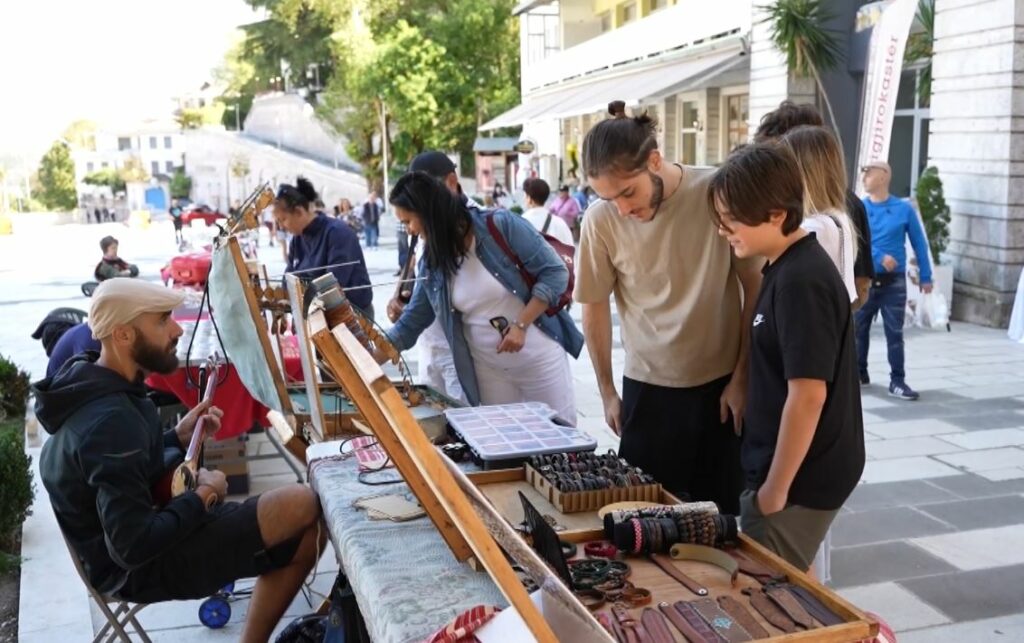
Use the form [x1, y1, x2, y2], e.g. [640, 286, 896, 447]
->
[60, 530, 152, 643]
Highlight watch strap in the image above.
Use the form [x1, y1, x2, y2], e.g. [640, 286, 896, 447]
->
[649, 553, 708, 596]
[641, 608, 679, 643]
[788, 584, 845, 627]
[660, 601, 721, 643]
[690, 597, 752, 642]
[765, 584, 816, 630]
[742, 587, 798, 633]
[717, 595, 770, 639]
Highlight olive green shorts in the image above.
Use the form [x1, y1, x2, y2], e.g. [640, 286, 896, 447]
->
[739, 488, 838, 571]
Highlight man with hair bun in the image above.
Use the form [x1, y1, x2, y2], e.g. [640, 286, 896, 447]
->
[575, 100, 763, 514]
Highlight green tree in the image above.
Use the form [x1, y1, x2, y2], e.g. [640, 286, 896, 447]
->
[82, 168, 126, 194]
[915, 166, 950, 264]
[62, 120, 97, 151]
[761, 0, 844, 150]
[170, 167, 192, 199]
[120, 156, 150, 183]
[36, 141, 77, 211]
[905, 0, 934, 107]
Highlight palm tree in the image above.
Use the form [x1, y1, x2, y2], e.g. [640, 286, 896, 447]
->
[905, 0, 935, 107]
[761, 0, 844, 150]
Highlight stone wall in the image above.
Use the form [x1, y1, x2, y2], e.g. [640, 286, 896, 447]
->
[929, 0, 1024, 326]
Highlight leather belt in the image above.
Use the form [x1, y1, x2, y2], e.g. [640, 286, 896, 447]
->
[660, 601, 720, 643]
[742, 587, 798, 633]
[766, 584, 816, 630]
[649, 553, 708, 596]
[789, 584, 844, 626]
[641, 608, 679, 643]
[726, 549, 786, 585]
[717, 596, 769, 639]
[690, 598, 752, 642]
[670, 544, 739, 586]
[596, 611, 616, 637]
[611, 604, 652, 643]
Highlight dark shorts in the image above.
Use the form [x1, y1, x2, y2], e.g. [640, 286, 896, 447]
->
[739, 489, 838, 571]
[172, 217, 183, 231]
[116, 496, 301, 603]
[619, 375, 743, 514]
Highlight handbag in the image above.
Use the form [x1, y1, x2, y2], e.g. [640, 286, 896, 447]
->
[486, 213, 574, 316]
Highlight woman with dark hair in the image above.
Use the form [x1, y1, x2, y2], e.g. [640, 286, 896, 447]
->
[274, 177, 373, 314]
[574, 100, 764, 513]
[385, 171, 583, 423]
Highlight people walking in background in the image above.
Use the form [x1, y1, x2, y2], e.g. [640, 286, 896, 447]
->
[385, 171, 583, 423]
[492, 182, 509, 208]
[521, 178, 574, 247]
[856, 161, 933, 401]
[362, 190, 381, 249]
[169, 199, 184, 246]
[550, 184, 582, 242]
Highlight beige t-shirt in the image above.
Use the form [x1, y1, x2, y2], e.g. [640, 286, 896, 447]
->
[575, 165, 755, 388]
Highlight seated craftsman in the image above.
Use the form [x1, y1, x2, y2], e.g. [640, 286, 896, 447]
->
[275, 177, 373, 317]
[95, 235, 140, 282]
[34, 279, 324, 643]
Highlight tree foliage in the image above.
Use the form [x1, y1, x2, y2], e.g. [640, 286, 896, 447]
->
[62, 120, 97, 151]
[36, 141, 77, 211]
[83, 168, 126, 194]
[229, 0, 521, 187]
[905, 0, 934, 107]
[120, 156, 150, 183]
[170, 167, 192, 200]
[915, 166, 950, 264]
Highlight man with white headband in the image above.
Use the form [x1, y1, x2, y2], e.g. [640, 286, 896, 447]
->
[34, 279, 323, 642]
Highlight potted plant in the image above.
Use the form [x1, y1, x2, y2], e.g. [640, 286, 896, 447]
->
[914, 166, 953, 308]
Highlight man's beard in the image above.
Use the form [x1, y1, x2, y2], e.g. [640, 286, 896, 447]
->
[132, 333, 179, 375]
[647, 171, 665, 219]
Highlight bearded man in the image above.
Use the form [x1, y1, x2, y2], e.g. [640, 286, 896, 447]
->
[35, 279, 323, 643]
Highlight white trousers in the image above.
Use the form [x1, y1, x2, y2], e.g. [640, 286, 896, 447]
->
[472, 351, 577, 426]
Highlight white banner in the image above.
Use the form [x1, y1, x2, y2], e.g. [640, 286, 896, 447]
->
[856, 0, 919, 175]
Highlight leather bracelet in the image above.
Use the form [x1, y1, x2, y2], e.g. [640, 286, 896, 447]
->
[640, 608, 677, 643]
[665, 601, 721, 643]
[573, 589, 606, 611]
[631, 518, 643, 554]
[765, 584, 816, 630]
[669, 543, 739, 586]
[789, 584, 845, 626]
[649, 553, 708, 596]
[560, 540, 577, 559]
[585, 541, 619, 559]
[620, 586, 653, 608]
[606, 560, 631, 579]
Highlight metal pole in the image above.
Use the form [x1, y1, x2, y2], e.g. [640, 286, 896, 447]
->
[380, 100, 389, 207]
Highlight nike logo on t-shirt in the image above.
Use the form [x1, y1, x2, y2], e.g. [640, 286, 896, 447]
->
[753, 313, 766, 327]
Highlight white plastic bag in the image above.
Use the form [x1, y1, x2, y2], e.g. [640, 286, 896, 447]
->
[915, 291, 950, 331]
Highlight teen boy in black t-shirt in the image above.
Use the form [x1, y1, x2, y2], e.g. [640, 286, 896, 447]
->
[708, 144, 865, 571]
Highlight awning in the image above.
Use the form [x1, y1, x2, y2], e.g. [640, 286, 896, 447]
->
[480, 46, 745, 131]
[473, 137, 520, 153]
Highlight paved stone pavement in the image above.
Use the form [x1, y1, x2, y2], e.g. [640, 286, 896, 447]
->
[6, 219, 1024, 640]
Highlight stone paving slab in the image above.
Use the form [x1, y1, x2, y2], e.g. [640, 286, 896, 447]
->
[916, 495, 1024, 531]
[897, 612, 1024, 643]
[860, 456, 963, 484]
[830, 541, 958, 589]
[910, 524, 1024, 571]
[845, 479, 961, 512]
[838, 582, 952, 632]
[830, 506, 955, 548]
[899, 564, 1024, 622]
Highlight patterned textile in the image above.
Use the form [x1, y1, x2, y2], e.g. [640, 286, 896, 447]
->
[309, 456, 508, 643]
[208, 246, 283, 413]
[425, 605, 501, 643]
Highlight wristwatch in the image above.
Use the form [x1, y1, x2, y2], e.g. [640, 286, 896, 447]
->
[512, 320, 528, 331]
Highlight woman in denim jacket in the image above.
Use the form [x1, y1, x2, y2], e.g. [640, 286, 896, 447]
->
[385, 172, 584, 424]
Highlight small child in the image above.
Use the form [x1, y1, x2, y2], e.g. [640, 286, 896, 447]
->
[95, 236, 140, 282]
[708, 143, 865, 571]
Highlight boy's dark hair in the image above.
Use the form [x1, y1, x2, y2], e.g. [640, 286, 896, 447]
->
[582, 100, 659, 178]
[523, 177, 551, 205]
[754, 101, 824, 142]
[708, 144, 804, 235]
[100, 235, 118, 253]
[276, 176, 318, 212]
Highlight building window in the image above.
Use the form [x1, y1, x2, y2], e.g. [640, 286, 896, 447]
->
[151, 161, 160, 176]
[598, 11, 612, 33]
[101, 161, 109, 169]
[118, 137, 131, 151]
[725, 94, 749, 153]
[651, 0, 669, 10]
[889, 67, 931, 197]
[681, 100, 700, 165]
[86, 162, 95, 174]
[166, 161, 174, 173]
[621, 1, 638, 24]
[525, 5, 560, 65]
[148, 136, 157, 149]
[164, 136, 172, 149]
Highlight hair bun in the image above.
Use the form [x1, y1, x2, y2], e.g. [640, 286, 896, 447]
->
[295, 176, 318, 201]
[608, 100, 627, 118]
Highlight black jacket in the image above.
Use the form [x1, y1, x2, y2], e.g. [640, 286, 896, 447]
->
[34, 354, 204, 595]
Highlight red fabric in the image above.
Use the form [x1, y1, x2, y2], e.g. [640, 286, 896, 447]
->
[425, 605, 500, 643]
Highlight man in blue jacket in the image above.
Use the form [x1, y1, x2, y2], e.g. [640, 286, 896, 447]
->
[855, 161, 933, 400]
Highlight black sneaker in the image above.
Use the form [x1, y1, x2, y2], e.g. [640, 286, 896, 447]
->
[888, 382, 920, 401]
[859, 372, 870, 386]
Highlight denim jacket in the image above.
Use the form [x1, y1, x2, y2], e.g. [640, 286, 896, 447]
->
[387, 208, 584, 406]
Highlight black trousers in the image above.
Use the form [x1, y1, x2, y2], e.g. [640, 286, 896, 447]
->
[618, 374, 742, 515]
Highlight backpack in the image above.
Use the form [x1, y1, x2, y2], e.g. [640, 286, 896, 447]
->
[486, 213, 573, 316]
